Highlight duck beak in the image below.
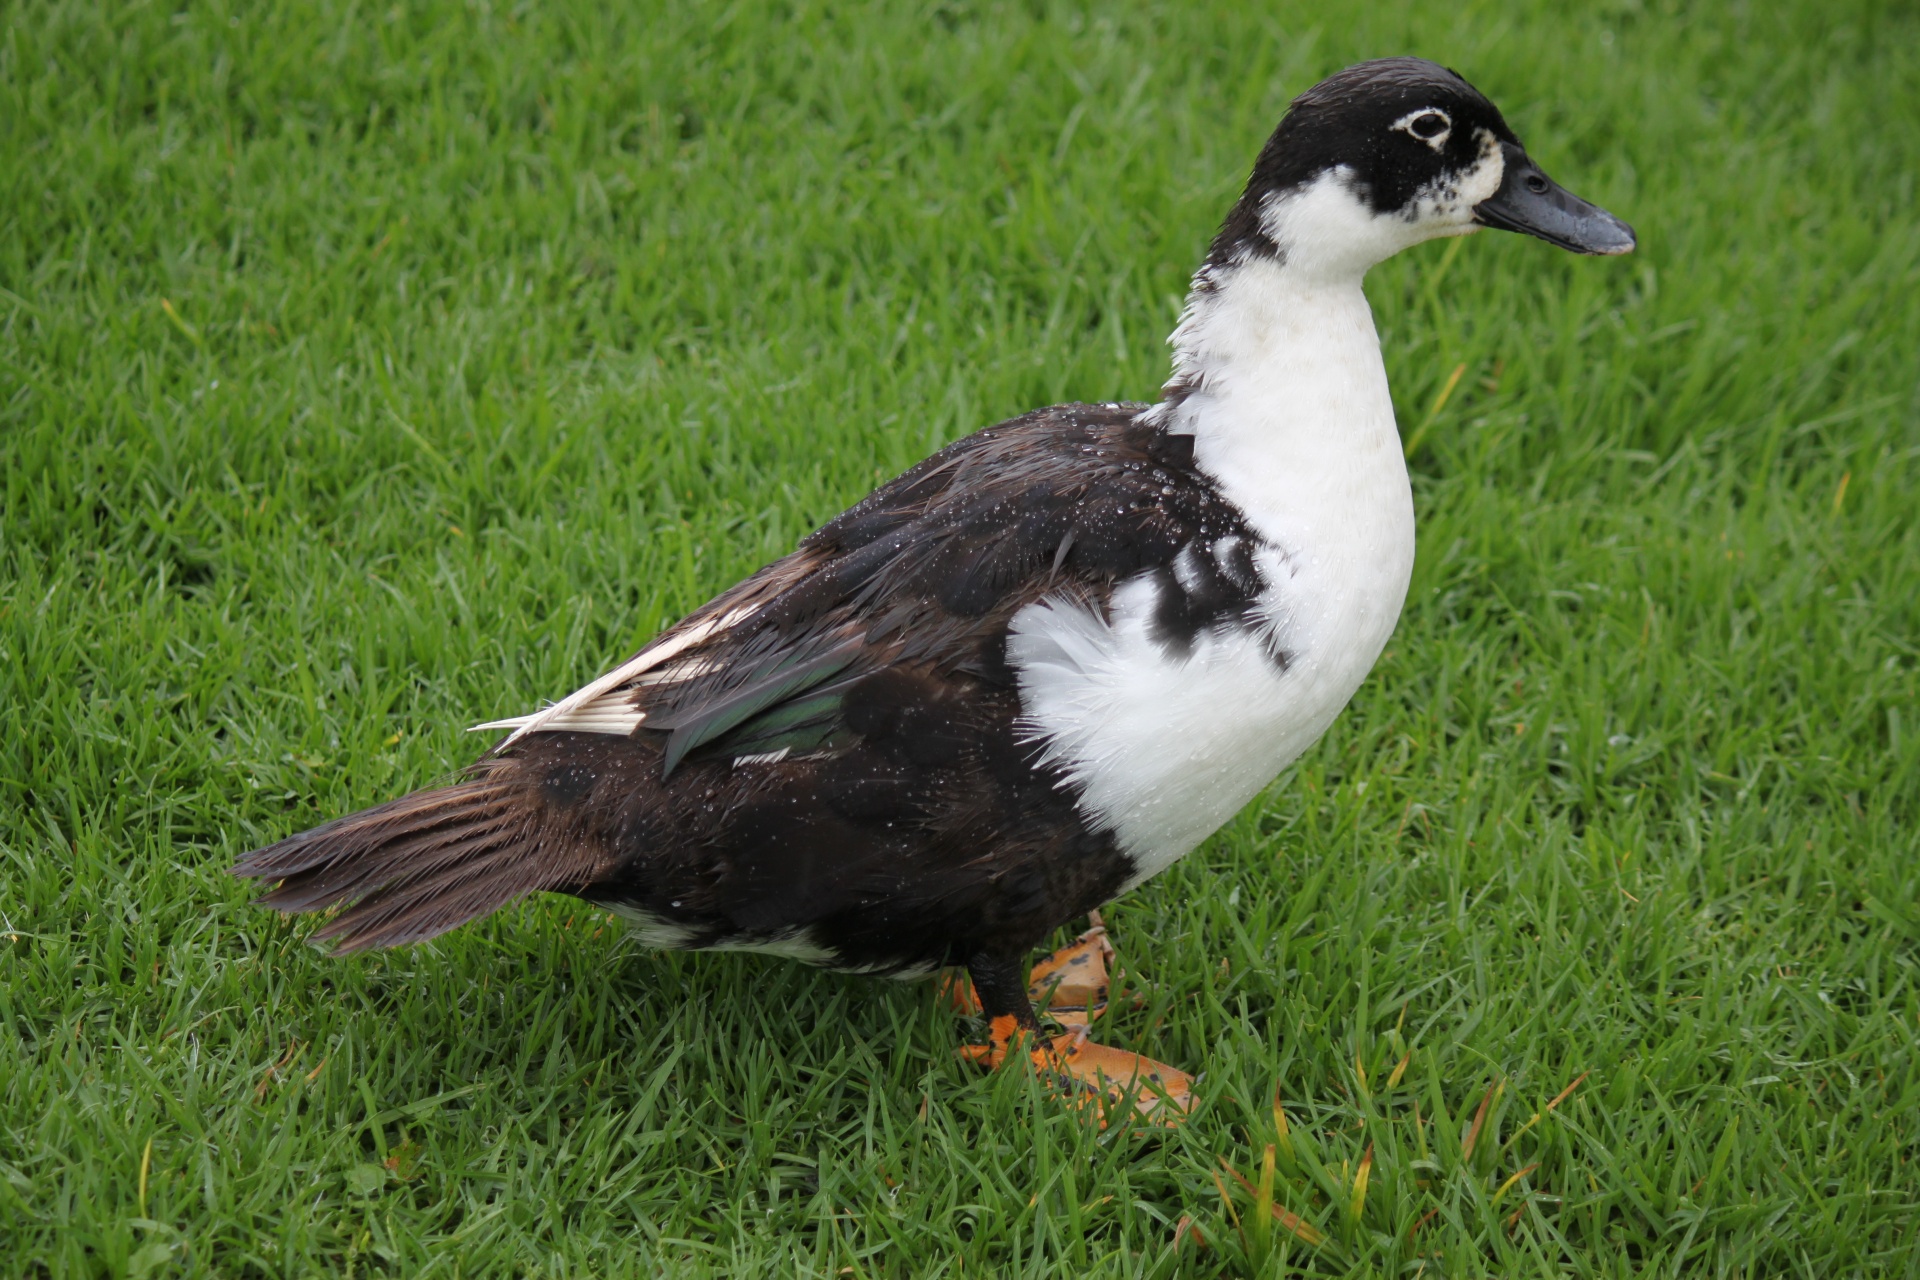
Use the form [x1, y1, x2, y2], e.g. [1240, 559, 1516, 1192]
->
[1474, 140, 1636, 255]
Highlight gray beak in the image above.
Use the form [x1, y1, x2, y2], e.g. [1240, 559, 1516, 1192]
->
[1474, 140, 1636, 255]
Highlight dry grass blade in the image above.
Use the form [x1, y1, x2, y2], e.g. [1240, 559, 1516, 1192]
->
[1543, 1071, 1589, 1114]
[1273, 1087, 1299, 1178]
[1401, 360, 1468, 458]
[1492, 1162, 1539, 1203]
[1220, 1157, 1326, 1246]
[1250, 1142, 1276, 1257]
[1350, 1143, 1374, 1223]
[1505, 1070, 1589, 1152]
[253, 1039, 305, 1102]
[1461, 1080, 1505, 1163]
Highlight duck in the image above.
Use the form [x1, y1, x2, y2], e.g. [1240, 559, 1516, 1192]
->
[234, 57, 1633, 1122]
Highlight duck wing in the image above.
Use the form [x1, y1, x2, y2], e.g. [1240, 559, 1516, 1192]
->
[481, 401, 1243, 768]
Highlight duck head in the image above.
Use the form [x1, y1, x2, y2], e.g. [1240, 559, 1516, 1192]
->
[1206, 57, 1635, 283]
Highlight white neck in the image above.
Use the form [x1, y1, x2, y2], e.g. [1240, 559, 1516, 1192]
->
[1147, 171, 1420, 669]
[1155, 263, 1407, 556]
[1148, 166, 1485, 542]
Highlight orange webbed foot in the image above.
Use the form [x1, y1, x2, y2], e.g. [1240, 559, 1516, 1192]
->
[948, 917, 1194, 1126]
[1034, 1026, 1194, 1126]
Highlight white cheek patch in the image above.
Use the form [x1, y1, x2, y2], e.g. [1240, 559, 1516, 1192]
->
[1404, 128, 1505, 230]
[1252, 168, 1423, 280]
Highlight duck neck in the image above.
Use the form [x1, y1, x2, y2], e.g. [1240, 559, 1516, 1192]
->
[1148, 248, 1407, 551]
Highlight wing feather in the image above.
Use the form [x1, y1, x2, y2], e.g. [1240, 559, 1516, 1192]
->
[648, 639, 865, 775]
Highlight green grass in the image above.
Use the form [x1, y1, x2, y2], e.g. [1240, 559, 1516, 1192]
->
[4, 0, 1919, 1274]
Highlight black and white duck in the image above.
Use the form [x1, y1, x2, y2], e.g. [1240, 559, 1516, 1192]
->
[235, 57, 1633, 1121]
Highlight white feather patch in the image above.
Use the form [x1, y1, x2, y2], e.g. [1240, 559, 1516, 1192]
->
[603, 904, 934, 977]
[1010, 576, 1323, 890]
[706, 929, 840, 965]
[732, 747, 791, 768]
[471, 606, 756, 746]
[605, 902, 701, 950]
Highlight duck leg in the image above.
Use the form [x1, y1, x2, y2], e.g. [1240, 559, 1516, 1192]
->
[948, 920, 1194, 1124]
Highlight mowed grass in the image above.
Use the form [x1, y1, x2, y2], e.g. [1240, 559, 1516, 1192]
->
[4, 0, 1919, 1274]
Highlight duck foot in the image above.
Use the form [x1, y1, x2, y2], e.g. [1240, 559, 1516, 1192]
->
[939, 916, 1115, 1031]
[946, 917, 1194, 1125]
[955, 1021, 1195, 1126]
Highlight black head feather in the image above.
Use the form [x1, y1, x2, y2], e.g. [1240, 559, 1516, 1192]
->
[1208, 57, 1521, 267]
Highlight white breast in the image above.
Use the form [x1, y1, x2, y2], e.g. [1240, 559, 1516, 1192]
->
[1011, 210, 1416, 889]
[1008, 524, 1407, 889]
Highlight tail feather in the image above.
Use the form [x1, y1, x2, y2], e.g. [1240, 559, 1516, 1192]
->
[247, 817, 508, 915]
[232, 760, 603, 954]
[307, 820, 544, 949]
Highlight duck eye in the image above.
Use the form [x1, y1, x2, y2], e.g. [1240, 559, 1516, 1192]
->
[1408, 111, 1448, 140]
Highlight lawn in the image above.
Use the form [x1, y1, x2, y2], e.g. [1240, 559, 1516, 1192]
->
[4, 0, 1919, 1274]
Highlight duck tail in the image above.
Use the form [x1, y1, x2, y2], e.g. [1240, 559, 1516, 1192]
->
[231, 755, 599, 954]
